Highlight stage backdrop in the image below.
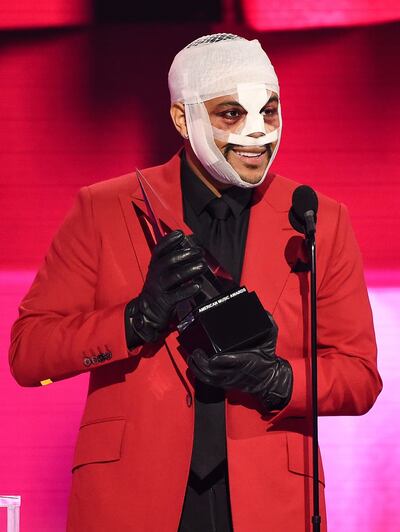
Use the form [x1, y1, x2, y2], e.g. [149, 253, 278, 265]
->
[1, 21, 399, 531]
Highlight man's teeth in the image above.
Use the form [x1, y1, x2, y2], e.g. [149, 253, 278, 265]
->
[235, 151, 263, 158]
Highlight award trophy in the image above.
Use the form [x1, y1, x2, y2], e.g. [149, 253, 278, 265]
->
[134, 169, 273, 356]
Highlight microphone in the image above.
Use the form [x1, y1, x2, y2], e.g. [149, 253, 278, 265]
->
[289, 184, 322, 530]
[289, 185, 318, 237]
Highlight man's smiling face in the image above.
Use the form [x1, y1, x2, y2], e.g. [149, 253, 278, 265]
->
[204, 92, 280, 185]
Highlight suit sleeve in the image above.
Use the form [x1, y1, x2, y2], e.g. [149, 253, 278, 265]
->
[9, 186, 141, 387]
[272, 203, 382, 424]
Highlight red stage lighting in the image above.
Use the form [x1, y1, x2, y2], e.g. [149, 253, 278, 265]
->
[241, 0, 400, 31]
[0, 0, 92, 29]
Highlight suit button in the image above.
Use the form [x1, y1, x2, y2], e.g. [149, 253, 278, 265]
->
[186, 394, 192, 407]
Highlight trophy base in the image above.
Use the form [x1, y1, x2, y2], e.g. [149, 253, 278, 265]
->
[177, 287, 273, 355]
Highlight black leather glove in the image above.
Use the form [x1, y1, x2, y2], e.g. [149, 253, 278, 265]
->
[126, 230, 207, 347]
[187, 315, 293, 411]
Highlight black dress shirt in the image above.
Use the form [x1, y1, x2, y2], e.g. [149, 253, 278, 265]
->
[180, 153, 253, 285]
[180, 152, 253, 480]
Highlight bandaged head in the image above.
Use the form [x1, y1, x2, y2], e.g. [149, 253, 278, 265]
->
[168, 34, 282, 188]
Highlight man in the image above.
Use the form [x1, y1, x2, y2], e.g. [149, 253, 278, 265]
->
[9, 34, 382, 531]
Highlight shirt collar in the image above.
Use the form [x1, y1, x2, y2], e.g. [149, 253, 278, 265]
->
[180, 151, 253, 218]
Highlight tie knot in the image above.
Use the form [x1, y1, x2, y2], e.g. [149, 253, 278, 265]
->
[206, 198, 231, 220]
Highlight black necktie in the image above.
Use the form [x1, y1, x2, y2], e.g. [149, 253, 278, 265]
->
[205, 198, 236, 282]
[189, 197, 231, 480]
[207, 197, 231, 220]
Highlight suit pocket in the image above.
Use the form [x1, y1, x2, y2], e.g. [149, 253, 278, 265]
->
[72, 418, 126, 471]
[286, 431, 325, 486]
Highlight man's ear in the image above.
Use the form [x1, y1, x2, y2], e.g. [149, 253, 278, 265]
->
[170, 102, 188, 139]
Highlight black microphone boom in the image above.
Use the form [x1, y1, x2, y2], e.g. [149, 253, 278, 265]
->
[288, 184, 321, 531]
[289, 185, 318, 237]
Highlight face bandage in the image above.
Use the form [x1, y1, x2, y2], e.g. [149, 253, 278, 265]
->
[168, 34, 282, 188]
[211, 83, 279, 146]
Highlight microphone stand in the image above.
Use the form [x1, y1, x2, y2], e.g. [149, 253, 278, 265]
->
[304, 211, 321, 532]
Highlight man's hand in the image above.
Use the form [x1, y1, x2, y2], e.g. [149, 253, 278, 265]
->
[187, 315, 293, 411]
[126, 230, 207, 346]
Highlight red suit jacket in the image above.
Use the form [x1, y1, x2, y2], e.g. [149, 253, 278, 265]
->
[9, 153, 382, 531]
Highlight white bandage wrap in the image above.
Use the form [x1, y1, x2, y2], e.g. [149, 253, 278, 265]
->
[211, 83, 280, 148]
[168, 36, 282, 188]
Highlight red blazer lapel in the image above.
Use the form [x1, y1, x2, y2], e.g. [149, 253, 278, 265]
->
[241, 173, 302, 314]
[134, 151, 188, 232]
[118, 152, 192, 278]
[118, 152, 195, 389]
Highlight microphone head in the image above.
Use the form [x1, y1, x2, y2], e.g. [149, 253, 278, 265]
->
[289, 185, 318, 234]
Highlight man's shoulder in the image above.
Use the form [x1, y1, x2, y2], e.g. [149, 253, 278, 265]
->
[265, 173, 342, 215]
[85, 157, 176, 200]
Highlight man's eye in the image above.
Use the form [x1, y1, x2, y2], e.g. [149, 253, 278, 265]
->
[220, 110, 243, 119]
[262, 107, 278, 117]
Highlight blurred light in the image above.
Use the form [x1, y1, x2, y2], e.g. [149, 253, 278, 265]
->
[0, 0, 92, 29]
[241, 0, 400, 31]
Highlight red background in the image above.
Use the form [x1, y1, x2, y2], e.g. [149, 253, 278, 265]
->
[242, 0, 400, 30]
[1, 3, 399, 530]
[1, 23, 399, 275]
